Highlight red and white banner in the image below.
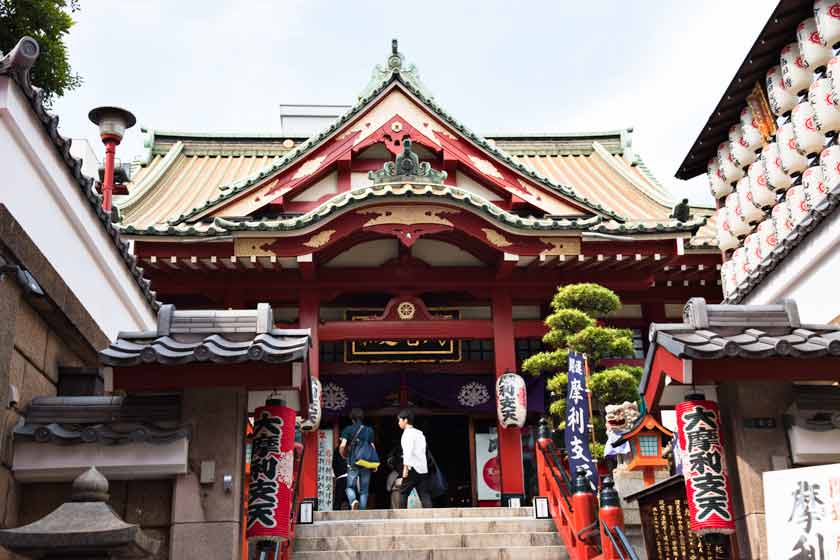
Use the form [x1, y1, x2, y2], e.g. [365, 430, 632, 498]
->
[675, 399, 736, 535]
[247, 401, 296, 544]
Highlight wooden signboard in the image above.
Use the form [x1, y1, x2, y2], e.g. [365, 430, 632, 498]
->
[344, 308, 461, 363]
[629, 475, 732, 560]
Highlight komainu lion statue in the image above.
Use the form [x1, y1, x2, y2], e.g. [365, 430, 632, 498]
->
[603, 401, 641, 468]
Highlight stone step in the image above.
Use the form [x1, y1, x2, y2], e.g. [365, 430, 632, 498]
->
[294, 531, 562, 551]
[296, 517, 555, 538]
[292, 545, 569, 560]
[314, 507, 534, 522]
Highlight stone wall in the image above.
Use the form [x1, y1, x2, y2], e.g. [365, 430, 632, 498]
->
[0, 208, 111, 560]
[12, 479, 173, 560]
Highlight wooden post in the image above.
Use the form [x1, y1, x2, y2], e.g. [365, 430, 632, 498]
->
[298, 290, 320, 506]
[492, 288, 525, 503]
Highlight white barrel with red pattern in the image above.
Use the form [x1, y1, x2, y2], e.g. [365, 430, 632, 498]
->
[815, 0, 840, 50]
[766, 65, 798, 117]
[748, 158, 777, 209]
[781, 42, 811, 95]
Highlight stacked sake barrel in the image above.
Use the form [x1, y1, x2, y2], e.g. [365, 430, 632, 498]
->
[710, 0, 840, 298]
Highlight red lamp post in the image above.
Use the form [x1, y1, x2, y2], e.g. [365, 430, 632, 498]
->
[88, 106, 136, 213]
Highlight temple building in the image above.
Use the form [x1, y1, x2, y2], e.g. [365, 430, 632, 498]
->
[3, 37, 724, 559]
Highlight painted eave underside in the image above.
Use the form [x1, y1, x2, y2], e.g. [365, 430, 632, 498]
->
[117, 80, 716, 249]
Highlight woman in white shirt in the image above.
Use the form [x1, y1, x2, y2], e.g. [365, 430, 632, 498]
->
[397, 409, 433, 508]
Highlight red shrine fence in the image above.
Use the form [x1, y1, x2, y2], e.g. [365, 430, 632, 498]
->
[535, 422, 638, 560]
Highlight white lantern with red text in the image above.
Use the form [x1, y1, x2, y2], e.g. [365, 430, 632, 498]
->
[757, 217, 778, 261]
[809, 78, 840, 135]
[708, 158, 732, 199]
[496, 373, 527, 429]
[786, 184, 811, 227]
[792, 100, 825, 157]
[299, 378, 322, 432]
[732, 247, 750, 286]
[777, 122, 809, 175]
[744, 232, 762, 272]
[815, 0, 840, 50]
[717, 142, 744, 184]
[729, 125, 757, 168]
[761, 141, 794, 192]
[766, 65, 798, 117]
[797, 17, 831, 71]
[772, 202, 795, 242]
[720, 260, 736, 298]
[737, 177, 763, 225]
[725, 192, 752, 238]
[715, 208, 738, 252]
[781, 42, 811, 96]
[748, 158, 777, 209]
[819, 144, 840, 191]
[803, 164, 829, 209]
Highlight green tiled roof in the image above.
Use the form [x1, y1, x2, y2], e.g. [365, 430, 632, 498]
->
[122, 182, 603, 238]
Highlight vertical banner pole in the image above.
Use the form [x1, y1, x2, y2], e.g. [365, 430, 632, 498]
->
[583, 355, 597, 449]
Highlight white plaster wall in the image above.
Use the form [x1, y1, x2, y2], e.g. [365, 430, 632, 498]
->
[0, 77, 155, 338]
[743, 210, 840, 324]
[455, 171, 503, 201]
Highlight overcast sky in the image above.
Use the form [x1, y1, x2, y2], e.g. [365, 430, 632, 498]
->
[49, 0, 778, 206]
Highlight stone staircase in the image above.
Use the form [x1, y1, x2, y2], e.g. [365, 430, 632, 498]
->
[293, 507, 567, 559]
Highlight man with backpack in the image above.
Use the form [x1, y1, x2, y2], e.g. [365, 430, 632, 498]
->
[396, 409, 433, 508]
[339, 408, 376, 510]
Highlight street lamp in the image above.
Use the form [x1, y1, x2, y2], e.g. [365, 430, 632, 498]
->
[88, 106, 136, 213]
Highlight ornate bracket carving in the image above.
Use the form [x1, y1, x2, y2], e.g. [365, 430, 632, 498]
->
[368, 138, 448, 184]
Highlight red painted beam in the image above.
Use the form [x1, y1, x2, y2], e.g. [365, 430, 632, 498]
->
[114, 363, 293, 392]
[693, 357, 840, 383]
[642, 347, 684, 412]
[319, 319, 493, 341]
[512, 320, 547, 338]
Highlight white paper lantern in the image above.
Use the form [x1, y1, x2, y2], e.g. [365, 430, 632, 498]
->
[786, 185, 811, 227]
[828, 56, 840, 104]
[737, 177, 764, 225]
[777, 122, 809, 174]
[300, 378, 322, 432]
[748, 158, 777, 209]
[766, 65, 798, 117]
[809, 78, 840, 133]
[729, 125, 757, 168]
[757, 217, 779, 260]
[803, 164, 829, 208]
[718, 142, 745, 184]
[726, 192, 753, 238]
[819, 144, 840, 192]
[721, 260, 737, 298]
[798, 17, 831, 70]
[761, 141, 794, 192]
[496, 373, 527, 429]
[781, 42, 812, 95]
[708, 158, 733, 199]
[792, 100, 826, 157]
[716, 208, 739, 252]
[732, 247, 750, 286]
[815, 0, 840, 50]
[744, 232, 763, 272]
[739, 107, 764, 148]
[772, 202, 795, 242]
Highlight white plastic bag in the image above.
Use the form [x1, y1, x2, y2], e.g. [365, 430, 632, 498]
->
[407, 488, 423, 509]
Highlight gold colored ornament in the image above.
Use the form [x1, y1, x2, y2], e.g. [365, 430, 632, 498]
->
[302, 229, 336, 248]
[397, 302, 416, 320]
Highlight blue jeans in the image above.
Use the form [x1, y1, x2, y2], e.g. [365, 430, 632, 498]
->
[346, 466, 371, 510]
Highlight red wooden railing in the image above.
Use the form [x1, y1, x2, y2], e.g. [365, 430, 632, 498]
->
[536, 418, 637, 560]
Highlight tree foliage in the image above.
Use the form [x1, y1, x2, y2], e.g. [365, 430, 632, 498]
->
[522, 283, 640, 458]
[0, 0, 82, 105]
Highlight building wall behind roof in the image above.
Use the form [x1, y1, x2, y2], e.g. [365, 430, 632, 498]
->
[0, 77, 155, 339]
[743, 207, 840, 324]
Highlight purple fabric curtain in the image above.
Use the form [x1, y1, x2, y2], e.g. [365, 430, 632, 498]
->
[319, 373, 545, 416]
[320, 374, 400, 417]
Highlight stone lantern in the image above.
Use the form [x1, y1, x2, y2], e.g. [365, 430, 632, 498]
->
[0, 467, 160, 559]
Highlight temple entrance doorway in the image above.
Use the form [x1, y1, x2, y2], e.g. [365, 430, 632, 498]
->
[336, 413, 474, 509]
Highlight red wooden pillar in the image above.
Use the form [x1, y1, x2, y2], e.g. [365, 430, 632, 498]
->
[299, 290, 320, 505]
[492, 288, 525, 501]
